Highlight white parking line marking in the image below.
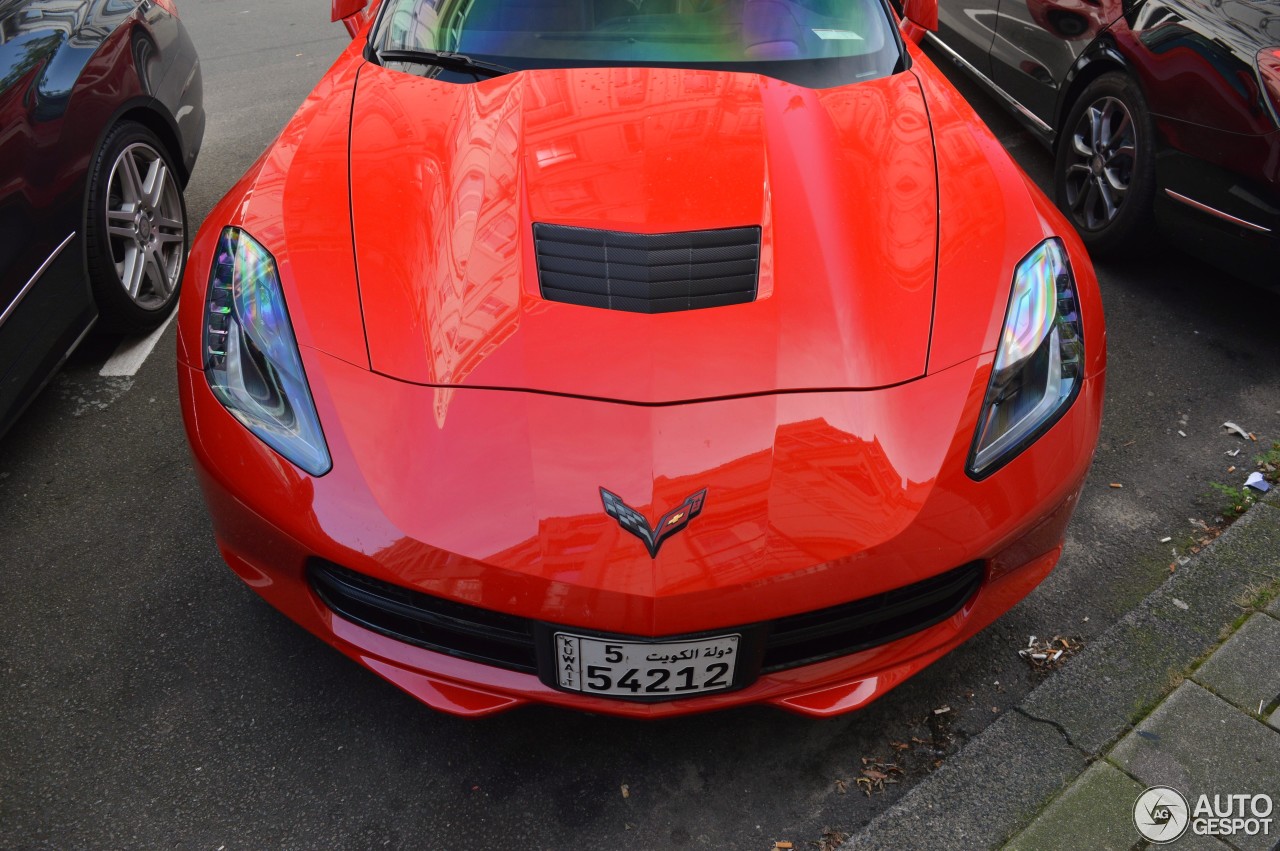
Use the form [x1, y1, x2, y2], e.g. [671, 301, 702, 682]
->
[99, 312, 177, 377]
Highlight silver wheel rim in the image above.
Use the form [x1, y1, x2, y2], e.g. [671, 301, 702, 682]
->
[104, 142, 184, 309]
[1062, 95, 1136, 232]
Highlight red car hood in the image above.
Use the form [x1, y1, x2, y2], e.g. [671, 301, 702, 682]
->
[349, 65, 938, 403]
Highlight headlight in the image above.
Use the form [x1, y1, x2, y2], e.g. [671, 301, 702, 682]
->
[202, 227, 331, 476]
[968, 238, 1083, 478]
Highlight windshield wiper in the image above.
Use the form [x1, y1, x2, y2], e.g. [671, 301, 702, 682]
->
[374, 49, 515, 79]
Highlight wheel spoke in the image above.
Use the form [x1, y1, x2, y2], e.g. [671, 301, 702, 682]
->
[1067, 162, 1092, 177]
[1070, 179, 1090, 214]
[155, 231, 184, 246]
[120, 245, 145, 297]
[1111, 143, 1135, 162]
[1096, 177, 1118, 221]
[154, 213, 184, 232]
[118, 152, 145, 206]
[1105, 109, 1132, 149]
[106, 210, 136, 240]
[1088, 106, 1104, 153]
[1071, 131, 1092, 158]
[144, 247, 168, 300]
[143, 160, 169, 209]
[1103, 168, 1129, 196]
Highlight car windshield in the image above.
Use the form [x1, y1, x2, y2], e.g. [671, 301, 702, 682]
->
[370, 0, 905, 87]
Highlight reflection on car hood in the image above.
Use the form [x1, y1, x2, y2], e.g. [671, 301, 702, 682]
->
[348, 65, 938, 403]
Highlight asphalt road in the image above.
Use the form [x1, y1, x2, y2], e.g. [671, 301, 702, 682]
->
[2, 5, 1278, 849]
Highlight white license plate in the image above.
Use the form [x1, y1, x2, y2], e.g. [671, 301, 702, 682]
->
[553, 633, 740, 698]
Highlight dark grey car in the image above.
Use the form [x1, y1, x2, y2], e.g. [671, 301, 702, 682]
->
[0, 0, 203, 437]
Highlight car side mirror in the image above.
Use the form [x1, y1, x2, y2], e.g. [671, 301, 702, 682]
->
[331, 0, 369, 37]
[901, 0, 938, 40]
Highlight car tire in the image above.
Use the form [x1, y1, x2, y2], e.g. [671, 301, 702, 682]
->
[84, 122, 188, 334]
[1053, 72, 1156, 255]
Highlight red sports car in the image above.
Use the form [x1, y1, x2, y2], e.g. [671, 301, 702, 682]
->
[177, 0, 1106, 717]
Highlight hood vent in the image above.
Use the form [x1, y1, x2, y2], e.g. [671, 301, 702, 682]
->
[534, 223, 760, 314]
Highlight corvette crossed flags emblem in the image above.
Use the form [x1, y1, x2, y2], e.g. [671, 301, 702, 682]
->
[599, 487, 707, 558]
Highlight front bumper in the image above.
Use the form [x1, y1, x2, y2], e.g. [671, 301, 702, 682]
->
[178, 348, 1104, 718]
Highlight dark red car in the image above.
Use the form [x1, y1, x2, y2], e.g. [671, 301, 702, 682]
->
[0, 0, 203, 436]
[931, 0, 1279, 284]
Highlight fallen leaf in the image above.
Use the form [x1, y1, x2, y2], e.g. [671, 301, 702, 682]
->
[621, 784, 630, 799]
[890, 741, 910, 751]
[818, 827, 849, 851]
[834, 778, 848, 794]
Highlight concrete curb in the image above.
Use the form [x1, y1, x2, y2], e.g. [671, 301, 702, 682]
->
[845, 497, 1280, 851]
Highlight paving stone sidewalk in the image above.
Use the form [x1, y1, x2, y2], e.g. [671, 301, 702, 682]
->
[847, 497, 1280, 851]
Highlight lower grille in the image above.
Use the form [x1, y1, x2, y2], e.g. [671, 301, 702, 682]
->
[308, 559, 984, 683]
[760, 562, 984, 671]
[308, 561, 538, 673]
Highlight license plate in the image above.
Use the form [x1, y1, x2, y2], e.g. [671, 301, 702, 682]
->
[553, 632, 740, 698]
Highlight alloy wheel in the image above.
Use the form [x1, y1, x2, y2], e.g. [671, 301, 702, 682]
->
[1061, 96, 1137, 232]
[103, 142, 185, 310]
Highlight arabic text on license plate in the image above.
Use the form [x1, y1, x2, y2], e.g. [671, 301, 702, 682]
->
[554, 633, 739, 697]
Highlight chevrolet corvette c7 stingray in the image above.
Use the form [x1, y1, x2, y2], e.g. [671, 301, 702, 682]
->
[177, 0, 1106, 717]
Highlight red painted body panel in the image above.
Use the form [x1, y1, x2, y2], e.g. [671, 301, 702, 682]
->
[176, 44, 368, 371]
[917, 42, 1107, 378]
[349, 65, 938, 400]
[177, 25, 1107, 717]
[179, 346, 1102, 715]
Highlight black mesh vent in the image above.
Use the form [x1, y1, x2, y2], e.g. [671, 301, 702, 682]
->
[308, 558, 984, 688]
[308, 560, 539, 673]
[533, 223, 760, 313]
[761, 562, 984, 672]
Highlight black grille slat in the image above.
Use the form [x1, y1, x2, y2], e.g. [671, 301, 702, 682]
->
[593, 278, 682, 301]
[538, 255, 607, 276]
[539, 269, 613, 292]
[537, 240, 605, 261]
[691, 243, 759, 263]
[541, 288, 612, 309]
[307, 559, 984, 684]
[534, 223, 760, 313]
[688, 275, 757, 297]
